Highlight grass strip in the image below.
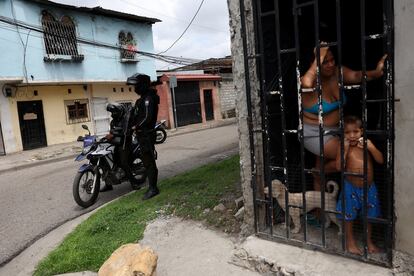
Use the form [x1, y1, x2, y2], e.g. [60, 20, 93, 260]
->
[34, 155, 241, 276]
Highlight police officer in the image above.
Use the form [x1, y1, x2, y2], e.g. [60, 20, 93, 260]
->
[105, 103, 142, 190]
[127, 73, 160, 200]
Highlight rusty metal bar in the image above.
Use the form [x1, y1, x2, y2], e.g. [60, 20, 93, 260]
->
[360, 0, 369, 259]
[292, 0, 308, 242]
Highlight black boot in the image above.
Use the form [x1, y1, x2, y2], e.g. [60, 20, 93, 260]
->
[143, 187, 159, 200]
[131, 180, 144, 190]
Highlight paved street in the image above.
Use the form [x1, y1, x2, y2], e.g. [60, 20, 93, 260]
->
[0, 124, 238, 266]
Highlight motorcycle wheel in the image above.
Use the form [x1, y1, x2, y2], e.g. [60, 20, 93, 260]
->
[131, 158, 147, 184]
[73, 167, 100, 208]
[155, 128, 167, 144]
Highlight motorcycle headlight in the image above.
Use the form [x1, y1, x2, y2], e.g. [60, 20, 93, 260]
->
[82, 145, 92, 154]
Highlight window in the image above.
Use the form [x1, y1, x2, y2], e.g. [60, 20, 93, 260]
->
[118, 31, 137, 61]
[41, 11, 83, 61]
[65, 99, 90, 124]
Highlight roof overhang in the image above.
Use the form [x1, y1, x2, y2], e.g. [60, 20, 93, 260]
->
[28, 0, 161, 24]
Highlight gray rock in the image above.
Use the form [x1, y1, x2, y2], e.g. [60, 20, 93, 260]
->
[234, 206, 245, 220]
[213, 203, 227, 212]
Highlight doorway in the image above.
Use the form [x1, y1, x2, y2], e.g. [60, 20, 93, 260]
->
[203, 89, 214, 121]
[17, 101, 47, 150]
[172, 81, 202, 127]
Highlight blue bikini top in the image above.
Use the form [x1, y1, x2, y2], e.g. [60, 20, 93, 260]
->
[303, 93, 347, 115]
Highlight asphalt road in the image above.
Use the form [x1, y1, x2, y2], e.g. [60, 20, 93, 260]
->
[0, 124, 238, 267]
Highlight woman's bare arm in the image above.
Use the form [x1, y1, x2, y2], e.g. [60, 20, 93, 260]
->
[301, 45, 329, 88]
[343, 54, 387, 84]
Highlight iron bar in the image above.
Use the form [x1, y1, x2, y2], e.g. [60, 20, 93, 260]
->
[270, 166, 284, 172]
[360, 0, 369, 259]
[296, 1, 315, 9]
[313, 0, 327, 247]
[335, 0, 347, 252]
[293, 0, 308, 242]
[255, 0, 275, 236]
[272, 0, 289, 239]
[384, 0, 395, 266]
[280, 48, 296, 54]
[364, 33, 385, 41]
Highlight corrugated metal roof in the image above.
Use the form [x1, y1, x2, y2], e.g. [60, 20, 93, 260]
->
[160, 73, 222, 82]
[27, 0, 161, 24]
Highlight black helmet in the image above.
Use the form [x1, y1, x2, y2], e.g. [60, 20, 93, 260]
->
[127, 73, 151, 95]
[106, 103, 124, 121]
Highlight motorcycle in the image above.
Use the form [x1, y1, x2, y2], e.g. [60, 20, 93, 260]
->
[73, 124, 147, 208]
[155, 119, 167, 144]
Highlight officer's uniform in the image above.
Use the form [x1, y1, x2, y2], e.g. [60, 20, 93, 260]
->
[128, 74, 160, 200]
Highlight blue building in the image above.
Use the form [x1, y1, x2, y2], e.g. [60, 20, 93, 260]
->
[0, 0, 160, 153]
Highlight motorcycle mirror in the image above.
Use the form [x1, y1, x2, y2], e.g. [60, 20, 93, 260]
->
[77, 136, 84, 142]
[81, 124, 91, 135]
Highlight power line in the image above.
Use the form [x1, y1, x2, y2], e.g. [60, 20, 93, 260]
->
[158, 0, 205, 54]
[0, 15, 201, 66]
[119, 0, 227, 33]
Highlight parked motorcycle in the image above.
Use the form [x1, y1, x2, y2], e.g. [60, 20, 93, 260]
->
[155, 119, 167, 144]
[73, 124, 147, 208]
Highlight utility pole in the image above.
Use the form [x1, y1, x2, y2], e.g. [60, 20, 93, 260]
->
[169, 75, 178, 129]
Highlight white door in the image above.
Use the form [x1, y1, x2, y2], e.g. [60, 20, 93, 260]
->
[92, 97, 110, 137]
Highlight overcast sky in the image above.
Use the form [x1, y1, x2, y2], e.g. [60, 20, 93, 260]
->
[52, 0, 231, 69]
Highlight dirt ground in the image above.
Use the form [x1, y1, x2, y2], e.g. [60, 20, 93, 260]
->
[140, 216, 259, 276]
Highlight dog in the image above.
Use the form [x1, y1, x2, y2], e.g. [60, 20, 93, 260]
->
[264, 179, 342, 234]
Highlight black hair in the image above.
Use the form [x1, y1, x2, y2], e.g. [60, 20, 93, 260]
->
[344, 115, 363, 128]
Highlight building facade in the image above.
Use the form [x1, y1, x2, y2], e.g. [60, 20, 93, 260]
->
[159, 57, 236, 120]
[0, 0, 159, 154]
[156, 73, 222, 129]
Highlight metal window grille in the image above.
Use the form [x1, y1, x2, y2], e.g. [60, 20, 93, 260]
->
[65, 99, 90, 125]
[41, 11, 79, 57]
[240, 0, 394, 266]
[119, 31, 137, 60]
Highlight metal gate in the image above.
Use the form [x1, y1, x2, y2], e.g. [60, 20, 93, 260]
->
[240, 0, 394, 266]
[172, 81, 202, 127]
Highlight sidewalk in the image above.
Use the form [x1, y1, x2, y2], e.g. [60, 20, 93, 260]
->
[0, 118, 236, 175]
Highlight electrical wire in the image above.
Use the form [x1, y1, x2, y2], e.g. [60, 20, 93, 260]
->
[158, 0, 205, 54]
[119, 0, 226, 33]
[10, 0, 29, 85]
[0, 15, 201, 66]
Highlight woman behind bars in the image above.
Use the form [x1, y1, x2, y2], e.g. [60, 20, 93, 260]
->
[300, 43, 387, 192]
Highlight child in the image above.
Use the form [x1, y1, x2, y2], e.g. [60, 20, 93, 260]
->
[335, 116, 384, 255]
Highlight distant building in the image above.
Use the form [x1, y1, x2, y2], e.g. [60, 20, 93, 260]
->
[0, 0, 160, 154]
[158, 56, 236, 121]
[156, 73, 222, 129]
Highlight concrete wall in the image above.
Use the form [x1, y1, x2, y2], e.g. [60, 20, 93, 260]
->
[219, 73, 236, 118]
[394, 0, 414, 257]
[0, 0, 157, 82]
[228, 0, 264, 233]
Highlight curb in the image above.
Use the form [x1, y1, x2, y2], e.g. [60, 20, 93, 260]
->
[0, 154, 77, 175]
[167, 119, 237, 138]
[0, 120, 237, 175]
